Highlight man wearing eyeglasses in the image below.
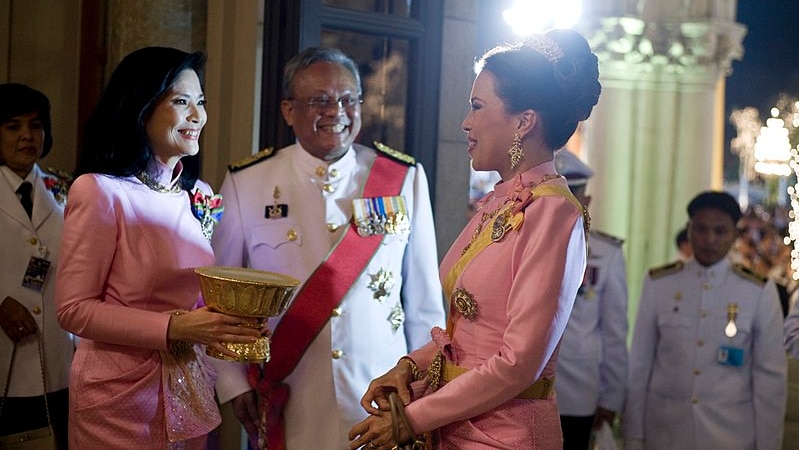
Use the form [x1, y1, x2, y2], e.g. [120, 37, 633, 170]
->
[212, 47, 445, 449]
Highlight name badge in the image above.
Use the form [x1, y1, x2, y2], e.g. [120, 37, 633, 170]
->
[22, 256, 51, 292]
[352, 196, 410, 237]
[717, 345, 744, 367]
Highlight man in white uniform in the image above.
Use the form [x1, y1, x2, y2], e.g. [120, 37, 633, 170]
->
[212, 47, 445, 449]
[554, 149, 628, 450]
[625, 191, 786, 450]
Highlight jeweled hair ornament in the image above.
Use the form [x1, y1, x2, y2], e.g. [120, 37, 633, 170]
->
[525, 34, 564, 63]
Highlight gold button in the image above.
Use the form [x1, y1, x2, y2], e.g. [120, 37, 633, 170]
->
[691, 396, 699, 404]
[32, 306, 42, 315]
[332, 349, 343, 359]
[287, 229, 298, 241]
[330, 168, 339, 177]
[693, 368, 701, 375]
[322, 183, 335, 193]
[674, 292, 682, 300]
[696, 339, 704, 347]
[29, 237, 38, 245]
[331, 307, 343, 317]
[700, 310, 708, 318]
[703, 283, 709, 290]
[315, 166, 326, 177]
[327, 223, 338, 233]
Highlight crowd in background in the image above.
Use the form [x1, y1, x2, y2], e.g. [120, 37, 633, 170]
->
[733, 205, 798, 312]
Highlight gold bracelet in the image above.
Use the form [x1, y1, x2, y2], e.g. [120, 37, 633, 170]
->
[399, 356, 422, 381]
[167, 310, 193, 359]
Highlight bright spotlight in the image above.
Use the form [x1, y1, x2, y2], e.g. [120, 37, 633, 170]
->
[502, 0, 582, 36]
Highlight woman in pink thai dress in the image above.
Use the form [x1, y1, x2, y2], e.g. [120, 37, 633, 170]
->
[349, 29, 601, 450]
[55, 47, 263, 449]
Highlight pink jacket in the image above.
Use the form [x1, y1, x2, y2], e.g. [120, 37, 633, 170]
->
[55, 173, 217, 448]
[407, 161, 586, 449]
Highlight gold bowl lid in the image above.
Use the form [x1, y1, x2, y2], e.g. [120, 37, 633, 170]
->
[195, 266, 300, 317]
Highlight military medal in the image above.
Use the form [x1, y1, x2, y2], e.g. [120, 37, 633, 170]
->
[718, 302, 744, 367]
[352, 196, 409, 237]
[368, 268, 394, 303]
[724, 302, 738, 338]
[265, 185, 288, 219]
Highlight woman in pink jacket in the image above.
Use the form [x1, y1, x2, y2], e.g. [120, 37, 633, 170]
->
[349, 29, 601, 450]
[55, 47, 262, 449]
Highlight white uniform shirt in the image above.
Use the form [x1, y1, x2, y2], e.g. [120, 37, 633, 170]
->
[0, 164, 73, 396]
[556, 230, 628, 416]
[625, 258, 786, 450]
[212, 143, 445, 449]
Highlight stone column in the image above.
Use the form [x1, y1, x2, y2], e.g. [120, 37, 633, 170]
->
[105, 0, 207, 77]
[576, 0, 746, 314]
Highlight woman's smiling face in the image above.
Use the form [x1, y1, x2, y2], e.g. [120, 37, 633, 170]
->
[146, 69, 207, 167]
[461, 70, 518, 177]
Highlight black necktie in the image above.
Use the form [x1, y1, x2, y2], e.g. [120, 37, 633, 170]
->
[16, 181, 33, 218]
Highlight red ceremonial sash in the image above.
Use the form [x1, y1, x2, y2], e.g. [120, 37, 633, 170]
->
[247, 153, 410, 450]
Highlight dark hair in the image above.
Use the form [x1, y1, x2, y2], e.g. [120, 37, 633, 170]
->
[687, 191, 742, 224]
[76, 47, 206, 190]
[0, 83, 53, 158]
[477, 29, 601, 149]
[282, 47, 362, 99]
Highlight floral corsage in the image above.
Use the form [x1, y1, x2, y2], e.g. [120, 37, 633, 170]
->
[190, 189, 224, 241]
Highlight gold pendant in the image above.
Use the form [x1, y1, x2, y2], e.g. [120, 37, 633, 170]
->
[452, 287, 478, 320]
[491, 213, 510, 242]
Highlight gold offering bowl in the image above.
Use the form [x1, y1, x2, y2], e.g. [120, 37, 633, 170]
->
[195, 266, 300, 363]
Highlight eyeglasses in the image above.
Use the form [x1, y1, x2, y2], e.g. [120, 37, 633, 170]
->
[289, 95, 363, 110]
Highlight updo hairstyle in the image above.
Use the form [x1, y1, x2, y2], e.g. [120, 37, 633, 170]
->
[477, 29, 601, 149]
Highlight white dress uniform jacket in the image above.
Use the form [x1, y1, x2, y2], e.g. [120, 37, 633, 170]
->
[0, 164, 73, 396]
[212, 143, 445, 449]
[625, 257, 786, 450]
[556, 230, 628, 416]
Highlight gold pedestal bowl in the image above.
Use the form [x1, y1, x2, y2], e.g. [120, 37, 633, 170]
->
[195, 266, 300, 363]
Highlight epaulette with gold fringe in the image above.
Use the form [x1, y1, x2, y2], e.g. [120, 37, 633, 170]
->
[648, 260, 684, 280]
[591, 229, 624, 246]
[374, 141, 415, 166]
[732, 263, 767, 287]
[228, 147, 275, 172]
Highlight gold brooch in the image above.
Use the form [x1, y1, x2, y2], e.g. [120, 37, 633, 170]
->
[452, 288, 478, 320]
[491, 211, 512, 242]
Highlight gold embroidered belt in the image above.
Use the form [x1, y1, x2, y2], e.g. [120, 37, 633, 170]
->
[442, 361, 555, 399]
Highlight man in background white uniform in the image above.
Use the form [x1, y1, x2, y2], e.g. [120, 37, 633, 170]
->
[625, 191, 786, 450]
[554, 149, 628, 449]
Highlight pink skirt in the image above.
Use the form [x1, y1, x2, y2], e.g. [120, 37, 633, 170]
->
[435, 396, 562, 450]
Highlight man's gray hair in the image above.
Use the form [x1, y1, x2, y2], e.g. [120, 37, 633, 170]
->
[282, 47, 362, 98]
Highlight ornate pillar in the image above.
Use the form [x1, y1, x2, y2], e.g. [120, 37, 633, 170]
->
[576, 0, 745, 313]
[105, 0, 207, 76]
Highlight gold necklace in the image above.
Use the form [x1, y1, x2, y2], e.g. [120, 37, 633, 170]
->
[462, 200, 511, 255]
[461, 173, 562, 255]
[135, 171, 182, 194]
